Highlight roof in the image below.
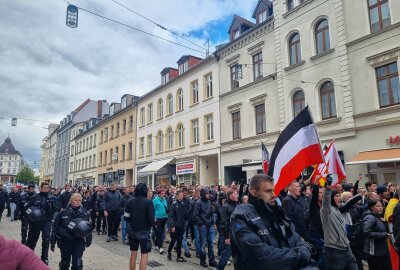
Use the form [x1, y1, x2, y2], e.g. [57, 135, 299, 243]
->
[252, 0, 272, 18]
[228, 15, 255, 33]
[0, 138, 22, 156]
[346, 148, 400, 165]
[160, 67, 178, 75]
[74, 98, 91, 112]
[177, 55, 202, 65]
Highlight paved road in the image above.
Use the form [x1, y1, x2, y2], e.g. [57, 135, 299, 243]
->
[0, 213, 233, 270]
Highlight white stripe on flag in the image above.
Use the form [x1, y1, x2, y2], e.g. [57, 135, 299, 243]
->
[273, 123, 320, 184]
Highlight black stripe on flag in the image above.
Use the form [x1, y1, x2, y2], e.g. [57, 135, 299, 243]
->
[267, 106, 313, 176]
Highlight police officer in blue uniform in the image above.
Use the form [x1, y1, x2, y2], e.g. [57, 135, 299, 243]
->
[51, 193, 92, 270]
[15, 184, 36, 244]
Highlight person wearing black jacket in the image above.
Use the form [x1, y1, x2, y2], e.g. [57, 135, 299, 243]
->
[15, 184, 36, 244]
[120, 187, 132, 245]
[104, 183, 122, 242]
[167, 189, 188, 262]
[90, 187, 98, 230]
[230, 174, 314, 270]
[95, 189, 107, 235]
[124, 183, 155, 270]
[308, 183, 324, 267]
[9, 187, 18, 221]
[25, 182, 58, 265]
[217, 189, 238, 270]
[51, 193, 92, 270]
[193, 187, 218, 267]
[0, 184, 8, 223]
[58, 184, 72, 211]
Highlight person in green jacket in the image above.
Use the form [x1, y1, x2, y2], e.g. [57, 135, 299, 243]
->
[152, 189, 168, 254]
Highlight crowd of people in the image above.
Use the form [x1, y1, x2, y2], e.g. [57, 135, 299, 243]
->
[0, 174, 399, 270]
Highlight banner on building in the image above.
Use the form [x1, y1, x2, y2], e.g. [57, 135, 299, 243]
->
[176, 160, 196, 175]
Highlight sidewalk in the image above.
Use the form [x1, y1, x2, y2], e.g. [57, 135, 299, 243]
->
[0, 213, 231, 270]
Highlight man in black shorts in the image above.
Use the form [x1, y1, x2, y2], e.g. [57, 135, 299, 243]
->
[124, 183, 155, 270]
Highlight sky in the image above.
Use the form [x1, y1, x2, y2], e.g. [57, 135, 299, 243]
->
[0, 0, 258, 168]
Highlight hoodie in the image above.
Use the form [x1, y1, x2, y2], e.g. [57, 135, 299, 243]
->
[193, 188, 214, 227]
[124, 183, 154, 231]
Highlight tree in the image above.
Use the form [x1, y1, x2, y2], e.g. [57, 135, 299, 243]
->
[15, 166, 38, 184]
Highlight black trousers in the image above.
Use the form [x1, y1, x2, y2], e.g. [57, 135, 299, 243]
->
[106, 210, 120, 237]
[26, 220, 52, 261]
[154, 218, 167, 248]
[59, 238, 86, 270]
[96, 211, 107, 232]
[0, 206, 4, 222]
[21, 214, 29, 244]
[90, 209, 97, 230]
[366, 255, 392, 270]
[168, 227, 184, 258]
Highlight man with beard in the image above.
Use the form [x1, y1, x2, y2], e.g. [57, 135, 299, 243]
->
[230, 174, 314, 270]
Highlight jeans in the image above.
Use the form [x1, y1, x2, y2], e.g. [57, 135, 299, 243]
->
[195, 225, 215, 262]
[121, 215, 127, 241]
[217, 236, 231, 270]
[323, 246, 358, 270]
[309, 233, 324, 268]
[182, 226, 190, 253]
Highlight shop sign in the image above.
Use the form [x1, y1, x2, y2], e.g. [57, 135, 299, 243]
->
[388, 136, 400, 145]
[176, 160, 196, 175]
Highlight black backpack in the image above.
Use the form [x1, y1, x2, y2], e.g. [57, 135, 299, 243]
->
[350, 221, 364, 254]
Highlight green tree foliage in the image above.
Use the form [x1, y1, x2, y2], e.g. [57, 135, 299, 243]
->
[15, 166, 38, 184]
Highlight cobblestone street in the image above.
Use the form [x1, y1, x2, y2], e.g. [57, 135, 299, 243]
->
[0, 213, 233, 270]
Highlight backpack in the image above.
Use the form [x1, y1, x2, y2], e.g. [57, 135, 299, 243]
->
[350, 221, 364, 254]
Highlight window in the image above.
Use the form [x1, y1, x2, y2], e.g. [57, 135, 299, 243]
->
[89, 136, 93, 148]
[178, 61, 188, 74]
[255, 104, 266, 134]
[111, 125, 114, 139]
[93, 154, 96, 167]
[287, 0, 295, 11]
[139, 137, 144, 157]
[140, 108, 145, 126]
[205, 73, 213, 98]
[158, 99, 163, 119]
[99, 152, 103, 166]
[115, 146, 119, 162]
[257, 10, 267, 24]
[315, 19, 330, 54]
[320, 81, 337, 119]
[100, 130, 104, 143]
[128, 142, 133, 160]
[293, 90, 305, 117]
[104, 150, 107, 165]
[161, 73, 169, 85]
[205, 114, 214, 141]
[253, 52, 263, 80]
[177, 124, 184, 148]
[104, 128, 109, 141]
[70, 162, 73, 172]
[116, 122, 120, 137]
[289, 33, 301, 65]
[191, 80, 199, 104]
[376, 62, 399, 107]
[122, 144, 126, 160]
[232, 28, 240, 40]
[122, 119, 126, 134]
[231, 65, 240, 89]
[93, 134, 97, 147]
[157, 131, 163, 153]
[167, 94, 173, 115]
[71, 145, 74, 156]
[192, 119, 199, 144]
[232, 112, 241, 140]
[166, 127, 174, 150]
[368, 0, 390, 32]
[147, 135, 152, 155]
[148, 103, 153, 123]
[177, 89, 183, 111]
[129, 116, 133, 131]
[110, 148, 113, 163]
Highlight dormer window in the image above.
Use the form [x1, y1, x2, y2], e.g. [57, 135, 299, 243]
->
[178, 61, 188, 75]
[232, 29, 240, 40]
[110, 105, 115, 116]
[121, 96, 127, 109]
[257, 10, 267, 23]
[161, 73, 169, 85]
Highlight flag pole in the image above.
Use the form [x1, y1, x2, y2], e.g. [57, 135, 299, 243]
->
[307, 106, 326, 164]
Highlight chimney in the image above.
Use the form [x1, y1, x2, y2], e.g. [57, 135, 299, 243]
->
[97, 100, 103, 118]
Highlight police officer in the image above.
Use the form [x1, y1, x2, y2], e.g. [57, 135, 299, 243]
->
[15, 184, 36, 244]
[0, 183, 8, 223]
[25, 182, 58, 265]
[51, 193, 92, 270]
[230, 174, 315, 270]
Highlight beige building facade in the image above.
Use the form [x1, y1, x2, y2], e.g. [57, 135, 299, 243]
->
[41, 124, 59, 185]
[97, 95, 139, 187]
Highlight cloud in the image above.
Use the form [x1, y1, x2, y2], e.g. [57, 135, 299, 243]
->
[0, 0, 258, 168]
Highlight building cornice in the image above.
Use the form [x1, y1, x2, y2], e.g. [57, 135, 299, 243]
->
[353, 105, 400, 119]
[220, 73, 276, 99]
[346, 22, 400, 47]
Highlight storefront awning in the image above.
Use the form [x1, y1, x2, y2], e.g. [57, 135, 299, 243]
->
[346, 148, 400, 165]
[138, 158, 174, 173]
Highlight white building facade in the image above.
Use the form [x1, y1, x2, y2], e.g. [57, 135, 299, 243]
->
[0, 138, 23, 184]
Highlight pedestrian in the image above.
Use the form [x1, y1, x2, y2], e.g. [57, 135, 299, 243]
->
[152, 188, 168, 254]
[377, 185, 390, 209]
[193, 187, 218, 267]
[321, 175, 358, 270]
[229, 174, 314, 269]
[393, 195, 400, 269]
[217, 189, 238, 270]
[58, 184, 72, 211]
[9, 187, 18, 221]
[121, 187, 133, 245]
[362, 200, 391, 270]
[15, 184, 36, 244]
[25, 182, 58, 265]
[95, 189, 107, 235]
[51, 193, 92, 270]
[104, 183, 122, 242]
[167, 189, 187, 262]
[124, 183, 155, 270]
[0, 184, 8, 222]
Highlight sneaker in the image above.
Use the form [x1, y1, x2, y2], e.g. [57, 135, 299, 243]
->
[167, 253, 172, 261]
[41, 259, 49, 265]
[176, 257, 186, 262]
[102, 231, 107, 235]
[106, 237, 111, 242]
[227, 260, 231, 265]
[200, 261, 208, 268]
[209, 260, 218, 267]
[123, 240, 129, 245]
[184, 251, 191, 258]
[159, 248, 165, 255]
[97, 231, 101, 235]
[111, 236, 118, 241]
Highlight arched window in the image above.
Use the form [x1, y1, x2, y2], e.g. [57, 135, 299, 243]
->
[177, 124, 184, 148]
[315, 19, 330, 54]
[167, 94, 173, 115]
[177, 89, 183, 111]
[289, 33, 301, 65]
[158, 99, 163, 119]
[320, 81, 337, 119]
[293, 90, 305, 117]
[157, 130, 163, 153]
[166, 127, 173, 150]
